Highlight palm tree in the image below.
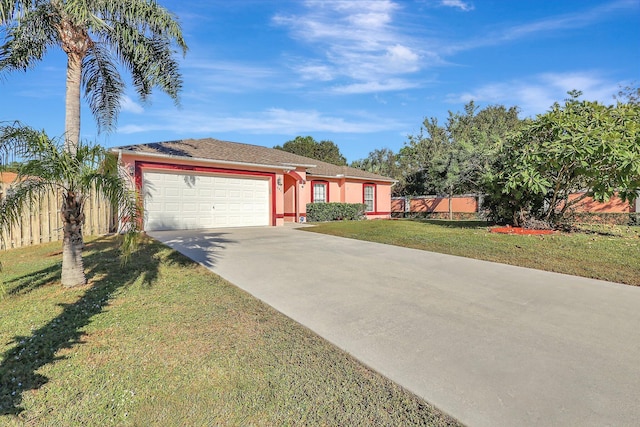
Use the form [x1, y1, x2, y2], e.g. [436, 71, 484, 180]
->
[0, 1, 186, 286]
[0, 0, 187, 155]
[1, 122, 139, 287]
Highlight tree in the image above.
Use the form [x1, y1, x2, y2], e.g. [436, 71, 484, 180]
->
[350, 148, 403, 193]
[275, 136, 347, 166]
[1, 1, 186, 286]
[399, 102, 522, 217]
[487, 92, 640, 227]
[0, 122, 139, 287]
[614, 82, 639, 105]
[0, 0, 187, 155]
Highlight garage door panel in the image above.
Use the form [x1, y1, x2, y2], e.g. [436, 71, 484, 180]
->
[143, 171, 270, 231]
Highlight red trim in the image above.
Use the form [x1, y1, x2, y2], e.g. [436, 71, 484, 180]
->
[134, 160, 277, 227]
[286, 170, 304, 182]
[365, 211, 391, 216]
[363, 183, 377, 213]
[275, 213, 285, 219]
[311, 180, 329, 203]
[284, 213, 297, 217]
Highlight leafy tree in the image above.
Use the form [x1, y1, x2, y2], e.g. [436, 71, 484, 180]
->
[0, 0, 187, 155]
[1, 1, 186, 287]
[487, 92, 640, 227]
[400, 102, 522, 217]
[614, 82, 639, 105]
[275, 136, 347, 166]
[350, 148, 403, 194]
[0, 122, 139, 287]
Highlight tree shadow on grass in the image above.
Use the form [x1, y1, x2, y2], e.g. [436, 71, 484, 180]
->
[0, 234, 213, 416]
[3, 263, 62, 297]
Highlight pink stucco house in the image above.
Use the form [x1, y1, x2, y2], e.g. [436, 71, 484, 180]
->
[111, 138, 394, 231]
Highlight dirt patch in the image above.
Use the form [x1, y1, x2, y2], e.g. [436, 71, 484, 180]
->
[490, 226, 555, 235]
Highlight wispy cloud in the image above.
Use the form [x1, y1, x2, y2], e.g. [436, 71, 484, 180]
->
[118, 108, 404, 135]
[181, 59, 282, 94]
[441, 0, 474, 12]
[273, 0, 428, 93]
[120, 95, 144, 114]
[331, 79, 420, 94]
[446, 0, 638, 53]
[447, 71, 621, 117]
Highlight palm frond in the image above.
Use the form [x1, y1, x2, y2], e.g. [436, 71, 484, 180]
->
[91, 0, 186, 104]
[0, 176, 52, 230]
[93, 0, 187, 52]
[0, 4, 58, 72]
[82, 42, 125, 133]
[0, 0, 36, 23]
[108, 22, 183, 104]
[0, 121, 49, 164]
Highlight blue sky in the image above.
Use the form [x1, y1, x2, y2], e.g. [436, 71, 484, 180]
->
[1, 0, 639, 162]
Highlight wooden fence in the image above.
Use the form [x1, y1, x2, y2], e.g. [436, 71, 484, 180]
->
[0, 185, 114, 250]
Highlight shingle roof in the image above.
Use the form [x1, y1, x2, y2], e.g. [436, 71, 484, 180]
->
[115, 138, 395, 182]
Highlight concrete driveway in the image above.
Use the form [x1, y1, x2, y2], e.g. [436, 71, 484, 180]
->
[149, 225, 640, 427]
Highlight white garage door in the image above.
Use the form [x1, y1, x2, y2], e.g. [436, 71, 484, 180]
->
[143, 171, 270, 231]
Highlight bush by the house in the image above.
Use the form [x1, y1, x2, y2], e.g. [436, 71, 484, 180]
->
[306, 203, 366, 222]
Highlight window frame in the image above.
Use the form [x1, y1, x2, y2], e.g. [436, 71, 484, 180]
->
[312, 180, 329, 203]
[363, 183, 376, 213]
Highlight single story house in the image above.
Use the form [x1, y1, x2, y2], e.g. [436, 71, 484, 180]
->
[111, 138, 395, 231]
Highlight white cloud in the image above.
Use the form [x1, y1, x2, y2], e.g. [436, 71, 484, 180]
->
[446, 71, 621, 117]
[182, 59, 281, 94]
[441, 0, 474, 12]
[120, 96, 144, 114]
[446, 0, 637, 54]
[273, 0, 427, 93]
[331, 79, 420, 94]
[294, 62, 335, 81]
[118, 108, 404, 135]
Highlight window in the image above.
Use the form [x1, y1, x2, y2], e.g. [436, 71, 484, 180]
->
[364, 184, 375, 212]
[313, 181, 328, 203]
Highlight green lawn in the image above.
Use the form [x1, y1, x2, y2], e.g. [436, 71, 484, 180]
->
[0, 236, 461, 426]
[304, 219, 640, 287]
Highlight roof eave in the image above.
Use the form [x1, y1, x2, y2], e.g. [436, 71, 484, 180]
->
[306, 172, 396, 183]
[112, 148, 299, 172]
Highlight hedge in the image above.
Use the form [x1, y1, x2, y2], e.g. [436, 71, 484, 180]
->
[306, 203, 367, 222]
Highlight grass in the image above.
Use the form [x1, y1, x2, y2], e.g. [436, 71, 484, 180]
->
[304, 219, 640, 287]
[0, 235, 461, 426]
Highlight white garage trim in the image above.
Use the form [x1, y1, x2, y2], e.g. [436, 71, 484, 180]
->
[140, 165, 272, 231]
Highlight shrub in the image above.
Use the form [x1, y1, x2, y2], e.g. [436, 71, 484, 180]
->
[306, 203, 366, 222]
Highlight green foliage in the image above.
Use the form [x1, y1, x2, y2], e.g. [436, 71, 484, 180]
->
[398, 102, 522, 197]
[0, 122, 140, 276]
[275, 136, 347, 166]
[306, 203, 366, 222]
[614, 82, 639, 105]
[0, 0, 187, 134]
[350, 148, 399, 177]
[487, 92, 640, 227]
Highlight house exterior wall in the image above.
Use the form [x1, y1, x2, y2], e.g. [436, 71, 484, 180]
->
[118, 153, 392, 228]
[120, 153, 281, 228]
[304, 177, 392, 219]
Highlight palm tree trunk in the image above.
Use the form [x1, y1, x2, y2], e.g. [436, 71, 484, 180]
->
[61, 190, 86, 287]
[65, 52, 82, 156]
